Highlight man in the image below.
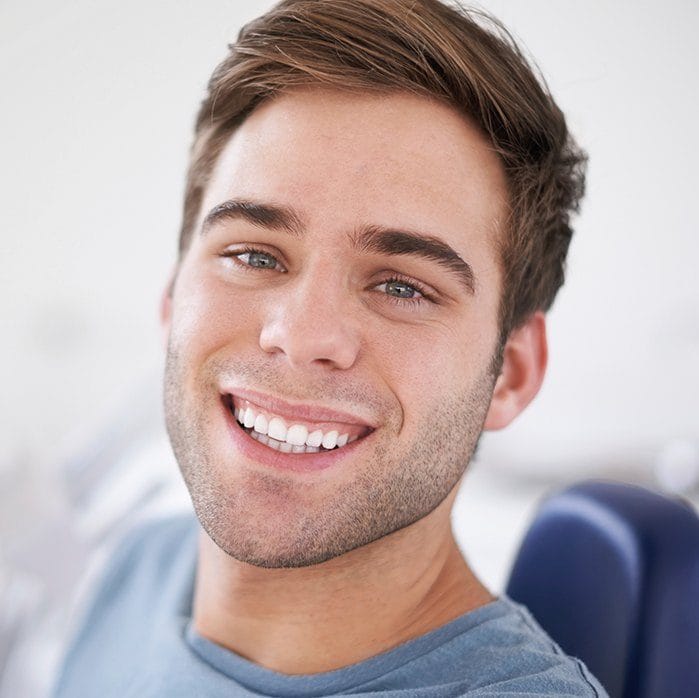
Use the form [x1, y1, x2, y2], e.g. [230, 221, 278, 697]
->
[53, 0, 605, 695]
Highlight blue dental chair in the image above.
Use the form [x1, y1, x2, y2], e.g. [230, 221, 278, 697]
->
[506, 480, 699, 698]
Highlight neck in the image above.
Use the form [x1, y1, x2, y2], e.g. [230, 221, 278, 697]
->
[192, 489, 494, 674]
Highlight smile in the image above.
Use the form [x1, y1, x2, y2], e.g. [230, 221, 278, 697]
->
[223, 393, 373, 456]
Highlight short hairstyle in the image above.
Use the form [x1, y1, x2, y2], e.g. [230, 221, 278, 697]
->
[178, 0, 586, 340]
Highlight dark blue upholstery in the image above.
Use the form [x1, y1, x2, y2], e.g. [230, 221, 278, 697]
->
[506, 480, 699, 698]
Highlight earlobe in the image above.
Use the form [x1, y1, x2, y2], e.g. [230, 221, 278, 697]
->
[483, 311, 548, 431]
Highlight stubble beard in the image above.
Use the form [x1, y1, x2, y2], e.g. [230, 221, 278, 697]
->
[164, 342, 498, 569]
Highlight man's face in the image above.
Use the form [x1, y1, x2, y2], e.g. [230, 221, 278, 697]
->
[163, 88, 508, 568]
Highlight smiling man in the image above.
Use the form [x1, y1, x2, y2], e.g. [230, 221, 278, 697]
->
[53, 1, 607, 696]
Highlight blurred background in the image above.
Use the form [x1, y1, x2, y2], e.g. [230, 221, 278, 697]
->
[1, 0, 698, 695]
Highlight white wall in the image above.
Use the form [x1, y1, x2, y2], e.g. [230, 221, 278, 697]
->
[2, 0, 698, 480]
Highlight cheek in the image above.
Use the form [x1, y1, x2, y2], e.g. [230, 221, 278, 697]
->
[170, 269, 261, 360]
[368, 325, 456, 415]
[368, 316, 498, 425]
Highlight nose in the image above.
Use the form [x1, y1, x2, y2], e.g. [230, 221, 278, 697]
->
[258, 272, 362, 371]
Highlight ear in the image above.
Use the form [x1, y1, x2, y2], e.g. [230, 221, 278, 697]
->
[483, 311, 548, 431]
[159, 268, 177, 352]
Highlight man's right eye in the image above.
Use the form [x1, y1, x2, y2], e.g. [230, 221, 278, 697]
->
[221, 247, 286, 272]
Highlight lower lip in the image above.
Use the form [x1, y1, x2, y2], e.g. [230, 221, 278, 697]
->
[221, 399, 368, 473]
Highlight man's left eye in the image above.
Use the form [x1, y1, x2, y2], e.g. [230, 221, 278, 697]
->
[373, 277, 436, 307]
[377, 279, 422, 299]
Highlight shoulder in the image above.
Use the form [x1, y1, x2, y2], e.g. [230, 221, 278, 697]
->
[52, 514, 199, 697]
[81, 513, 198, 610]
[442, 596, 608, 697]
[110, 513, 199, 575]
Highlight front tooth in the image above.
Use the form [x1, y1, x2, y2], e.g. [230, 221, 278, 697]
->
[337, 433, 349, 447]
[253, 414, 268, 435]
[292, 445, 306, 453]
[267, 417, 287, 442]
[322, 430, 338, 449]
[287, 424, 309, 446]
[243, 408, 256, 429]
[306, 429, 323, 447]
[279, 441, 292, 453]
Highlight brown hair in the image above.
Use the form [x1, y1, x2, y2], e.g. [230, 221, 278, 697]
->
[178, 0, 586, 339]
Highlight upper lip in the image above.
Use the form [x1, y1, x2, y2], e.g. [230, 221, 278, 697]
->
[222, 387, 377, 429]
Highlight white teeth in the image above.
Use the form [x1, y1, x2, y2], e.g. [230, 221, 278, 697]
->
[253, 413, 268, 435]
[249, 431, 269, 446]
[267, 417, 287, 442]
[234, 402, 364, 453]
[250, 429, 325, 454]
[321, 430, 339, 449]
[306, 429, 323, 448]
[287, 424, 309, 446]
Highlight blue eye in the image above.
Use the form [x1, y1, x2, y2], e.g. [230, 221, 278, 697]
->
[221, 247, 286, 272]
[380, 279, 422, 299]
[239, 250, 279, 269]
[374, 276, 436, 308]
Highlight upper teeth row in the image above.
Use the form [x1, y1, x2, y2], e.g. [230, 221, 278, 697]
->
[234, 406, 356, 450]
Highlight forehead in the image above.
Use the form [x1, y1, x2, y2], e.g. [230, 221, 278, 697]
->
[201, 88, 507, 265]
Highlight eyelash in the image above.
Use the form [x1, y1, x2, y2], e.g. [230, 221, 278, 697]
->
[220, 246, 287, 272]
[219, 247, 436, 308]
[375, 276, 433, 307]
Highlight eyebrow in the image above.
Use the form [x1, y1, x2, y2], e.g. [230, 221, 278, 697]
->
[201, 199, 304, 237]
[201, 199, 475, 294]
[351, 225, 475, 294]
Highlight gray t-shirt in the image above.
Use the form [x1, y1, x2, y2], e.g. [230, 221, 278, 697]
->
[53, 516, 607, 697]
